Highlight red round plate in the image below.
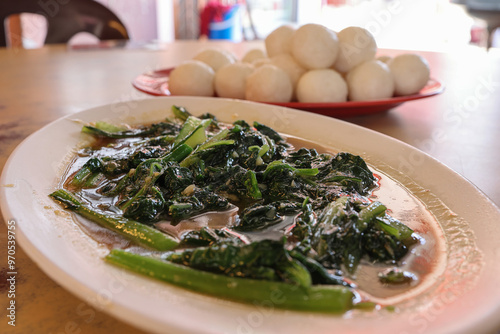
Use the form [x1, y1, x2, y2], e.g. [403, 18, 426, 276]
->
[132, 68, 444, 118]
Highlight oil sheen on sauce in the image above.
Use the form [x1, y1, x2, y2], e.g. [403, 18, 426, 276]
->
[60, 131, 447, 306]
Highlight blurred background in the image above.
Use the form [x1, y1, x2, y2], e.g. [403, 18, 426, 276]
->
[5, 0, 500, 51]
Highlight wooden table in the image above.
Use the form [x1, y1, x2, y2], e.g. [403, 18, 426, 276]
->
[1, 42, 499, 333]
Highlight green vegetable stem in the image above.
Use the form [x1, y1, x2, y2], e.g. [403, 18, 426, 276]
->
[105, 249, 355, 313]
[49, 189, 179, 251]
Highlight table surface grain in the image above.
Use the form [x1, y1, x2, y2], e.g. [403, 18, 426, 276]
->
[1, 41, 499, 334]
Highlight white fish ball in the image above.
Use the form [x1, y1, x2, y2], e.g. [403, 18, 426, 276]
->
[333, 26, 377, 73]
[346, 60, 394, 101]
[388, 54, 430, 96]
[245, 64, 293, 103]
[169, 60, 215, 97]
[251, 57, 271, 68]
[265, 25, 295, 57]
[296, 69, 348, 103]
[193, 48, 235, 72]
[214, 62, 254, 99]
[377, 55, 392, 63]
[291, 24, 339, 70]
[242, 49, 267, 63]
[269, 53, 306, 88]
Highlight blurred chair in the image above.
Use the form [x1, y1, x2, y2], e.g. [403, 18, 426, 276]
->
[0, 0, 129, 47]
[465, 0, 500, 48]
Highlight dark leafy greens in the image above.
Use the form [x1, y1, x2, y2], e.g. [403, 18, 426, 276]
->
[50, 105, 418, 313]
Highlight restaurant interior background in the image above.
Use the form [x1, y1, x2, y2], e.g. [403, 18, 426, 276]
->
[3, 1, 500, 333]
[8, 0, 500, 52]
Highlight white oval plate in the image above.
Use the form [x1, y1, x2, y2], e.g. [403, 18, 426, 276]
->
[1, 97, 500, 334]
